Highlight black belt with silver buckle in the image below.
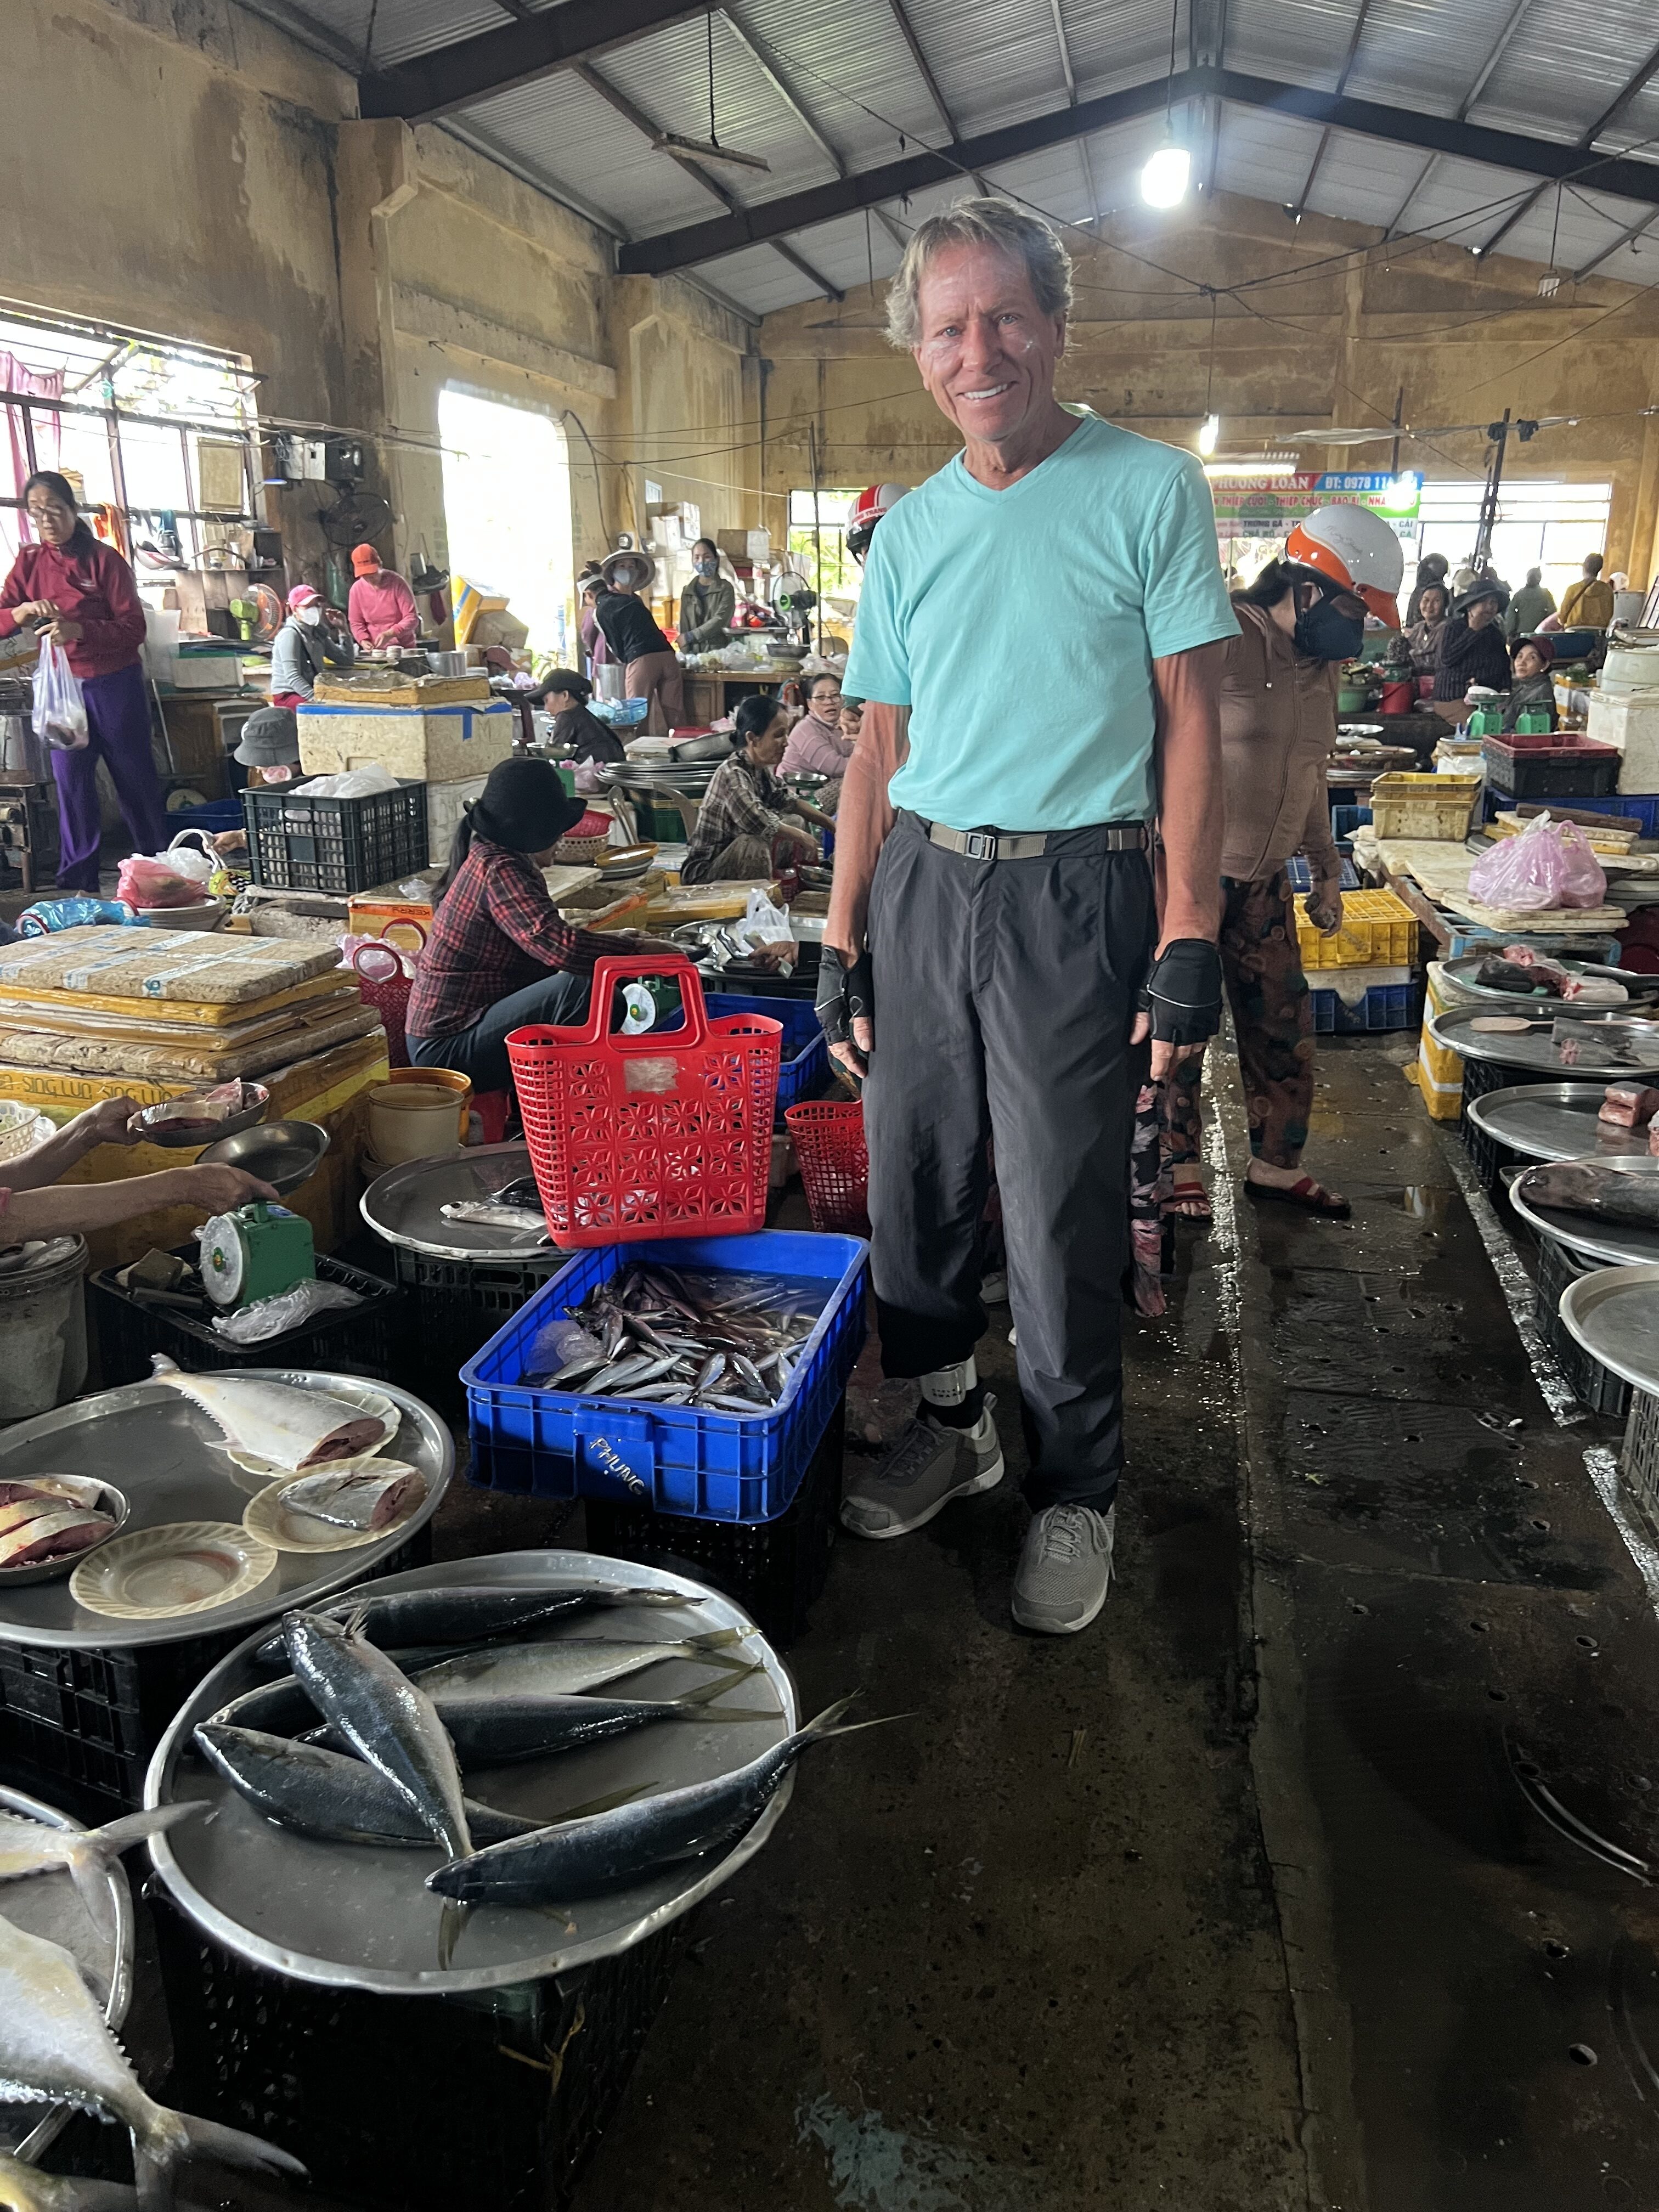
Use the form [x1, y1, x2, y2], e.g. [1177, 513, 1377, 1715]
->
[923, 819, 1149, 863]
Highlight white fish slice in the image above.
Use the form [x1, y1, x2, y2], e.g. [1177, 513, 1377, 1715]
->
[0, 1509, 114, 1571]
[148, 1356, 393, 1474]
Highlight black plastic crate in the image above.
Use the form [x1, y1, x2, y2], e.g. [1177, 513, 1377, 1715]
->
[584, 1400, 844, 1649]
[1534, 1234, 1632, 1418]
[1458, 1109, 1519, 1197]
[1458, 1057, 1522, 1111]
[242, 778, 427, 894]
[153, 1894, 689, 2212]
[386, 1243, 563, 1414]
[91, 1251, 403, 1389]
[1481, 737, 1621, 801]
[0, 1526, 431, 1819]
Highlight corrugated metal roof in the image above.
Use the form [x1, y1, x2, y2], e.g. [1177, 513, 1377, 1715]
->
[1474, 0, 1659, 141]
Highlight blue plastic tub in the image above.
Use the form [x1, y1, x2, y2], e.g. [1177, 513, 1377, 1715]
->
[1283, 855, 1359, 894]
[1330, 804, 1373, 839]
[1480, 788, 1659, 837]
[165, 798, 244, 836]
[704, 993, 826, 1120]
[1310, 983, 1415, 1034]
[461, 1229, 868, 1521]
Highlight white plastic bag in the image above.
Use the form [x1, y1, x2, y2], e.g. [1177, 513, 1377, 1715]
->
[301, 765, 399, 799]
[735, 889, 794, 951]
[32, 640, 87, 752]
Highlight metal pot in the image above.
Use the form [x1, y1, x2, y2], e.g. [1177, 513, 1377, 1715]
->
[0, 712, 49, 782]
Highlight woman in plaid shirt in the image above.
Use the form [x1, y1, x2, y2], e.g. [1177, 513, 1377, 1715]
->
[682, 695, 833, 884]
[407, 758, 675, 1091]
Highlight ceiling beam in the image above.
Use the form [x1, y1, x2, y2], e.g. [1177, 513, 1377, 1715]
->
[1045, 0, 1100, 227]
[358, 0, 713, 122]
[881, 0, 990, 194]
[1571, 209, 1659, 283]
[1384, 0, 1534, 237]
[617, 64, 1659, 275]
[1286, 0, 1374, 221]
[1474, 33, 1659, 258]
[572, 61, 844, 302]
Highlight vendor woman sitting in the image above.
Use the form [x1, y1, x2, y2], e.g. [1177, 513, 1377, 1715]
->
[406, 758, 675, 1092]
[533, 667, 627, 765]
[1502, 634, 1558, 732]
[681, 694, 834, 884]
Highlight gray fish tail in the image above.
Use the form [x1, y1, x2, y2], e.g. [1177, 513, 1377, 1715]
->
[67, 1804, 206, 1942]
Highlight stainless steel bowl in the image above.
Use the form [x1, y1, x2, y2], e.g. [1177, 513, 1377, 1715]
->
[0, 1475, 131, 1587]
[197, 1118, 330, 1195]
[131, 1082, 270, 1151]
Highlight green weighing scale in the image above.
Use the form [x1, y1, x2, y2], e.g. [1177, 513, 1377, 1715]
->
[200, 1202, 316, 1311]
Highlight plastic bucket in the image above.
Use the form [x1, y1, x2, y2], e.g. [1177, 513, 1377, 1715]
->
[0, 1235, 89, 1424]
[369, 1071, 472, 1165]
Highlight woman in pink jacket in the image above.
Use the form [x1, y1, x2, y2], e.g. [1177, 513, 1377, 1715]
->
[0, 472, 167, 889]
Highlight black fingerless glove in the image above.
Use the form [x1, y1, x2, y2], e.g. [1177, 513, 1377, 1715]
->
[816, 949, 874, 1048]
[1139, 939, 1223, 1046]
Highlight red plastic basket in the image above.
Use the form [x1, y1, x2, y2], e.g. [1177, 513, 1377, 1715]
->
[507, 956, 781, 1246]
[785, 1099, 870, 1236]
[351, 927, 426, 1069]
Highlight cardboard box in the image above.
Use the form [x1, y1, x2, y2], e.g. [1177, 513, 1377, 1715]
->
[298, 699, 516, 780]
[717, 529, 770, 562]
[0, 1030, 388, 1119]
[313, 674, 490, 709]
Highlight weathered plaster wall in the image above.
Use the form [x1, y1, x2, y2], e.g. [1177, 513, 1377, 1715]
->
[757, 190, 1659, 584]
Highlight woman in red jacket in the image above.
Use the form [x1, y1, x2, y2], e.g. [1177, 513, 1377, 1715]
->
[0, 472, 167, 889]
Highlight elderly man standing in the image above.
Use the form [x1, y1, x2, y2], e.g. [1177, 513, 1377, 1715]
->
[820, 198, 1236, 1635]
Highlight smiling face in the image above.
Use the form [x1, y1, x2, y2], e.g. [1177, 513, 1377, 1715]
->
[911, 242, 1066, 454]
[1419, 585, 1447, 623]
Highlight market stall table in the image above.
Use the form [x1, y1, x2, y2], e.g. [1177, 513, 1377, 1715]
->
[1509, 1156, 1659, 1269]
[1559, 1263, 1659, 1393]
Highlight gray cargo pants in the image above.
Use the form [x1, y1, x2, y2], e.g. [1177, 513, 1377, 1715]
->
[865, 810, 1155, 1510]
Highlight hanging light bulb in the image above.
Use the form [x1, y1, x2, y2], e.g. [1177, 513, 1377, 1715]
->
[1141, 139, 1191, 209]
[1198, 414, 1220, 457]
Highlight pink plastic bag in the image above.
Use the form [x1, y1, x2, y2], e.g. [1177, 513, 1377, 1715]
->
[1465, 813, 1607, 912]
[115, 854, 210, 909]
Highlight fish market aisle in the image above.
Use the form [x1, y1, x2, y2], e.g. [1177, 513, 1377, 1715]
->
[571, 1037, 1659, 2212]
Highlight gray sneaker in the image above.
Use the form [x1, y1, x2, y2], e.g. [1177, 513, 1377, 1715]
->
[922, 1393, 1003, 1489]
[1012, 1503, 1115, 1634]
[842, 1404, 1005, 1540]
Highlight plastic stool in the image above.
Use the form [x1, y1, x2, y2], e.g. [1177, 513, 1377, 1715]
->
[471, 1089, 515, 1146]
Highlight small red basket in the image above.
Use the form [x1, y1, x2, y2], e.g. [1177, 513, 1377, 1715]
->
[508, 956, 781, 1245]
[785, 1099, 871, 1236]
[351, 926, 426, 1069]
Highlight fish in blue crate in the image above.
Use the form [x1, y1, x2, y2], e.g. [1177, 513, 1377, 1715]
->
[525, 1260, 829, 1410]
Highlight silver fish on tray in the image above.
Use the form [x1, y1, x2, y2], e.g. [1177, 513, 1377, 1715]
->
[283, 1610, 472, 1860]
[250, 1581, 696, 1667]
[409, 1627, 751, 1702]
[427, 1695, 879, 1906]
[438, 1202, 551, 1238]
[0, 1914, 306, 2210]
[0, 2153, 213, 2212]
[148, 1356, 389, 1470]
[0, 1804, 200, 1943]
[1524, 1161, 1659, 1226]
[191, 1724, 645, 1849]
[275, 1466, 427, 1533]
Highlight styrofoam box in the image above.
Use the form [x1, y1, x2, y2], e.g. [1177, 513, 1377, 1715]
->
[1586, 689, 1659, 792]
[425, 776, 487, 859]
[297, 699, 518, 782]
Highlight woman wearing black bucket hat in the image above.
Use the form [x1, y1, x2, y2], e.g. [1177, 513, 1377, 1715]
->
[406, 758, 675, 1091]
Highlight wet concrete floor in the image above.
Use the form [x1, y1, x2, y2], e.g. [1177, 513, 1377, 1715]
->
[65, 1030, 1659, 2209]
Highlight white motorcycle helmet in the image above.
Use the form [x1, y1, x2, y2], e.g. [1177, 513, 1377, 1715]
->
[1285, 504, 1405, 628]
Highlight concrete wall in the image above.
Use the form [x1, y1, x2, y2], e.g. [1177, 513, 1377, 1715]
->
[757, 190, 1659, 586]
[9, 0, 758, 630]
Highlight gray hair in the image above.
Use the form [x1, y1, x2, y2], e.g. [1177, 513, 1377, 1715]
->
[885, 197, 1073, 350]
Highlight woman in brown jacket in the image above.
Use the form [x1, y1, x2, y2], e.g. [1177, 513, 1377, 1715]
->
[1163, 558, 1358, 1220]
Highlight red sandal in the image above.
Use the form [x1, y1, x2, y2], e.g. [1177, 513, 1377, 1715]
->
[1244, 1174, 1351, 1220]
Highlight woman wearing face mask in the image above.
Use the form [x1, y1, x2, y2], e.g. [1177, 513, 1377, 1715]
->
[678, 540, 736, 653]
[0, 470, 170, 891]
[595, 550, 682, 732]
[269, 583, 353, 709]
[1161, 554, 1374, 1222]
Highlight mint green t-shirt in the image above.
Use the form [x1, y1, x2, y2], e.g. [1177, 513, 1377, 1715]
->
[843, 409, 1238, 832]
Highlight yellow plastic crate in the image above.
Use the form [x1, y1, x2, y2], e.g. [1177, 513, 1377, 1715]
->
[1298, 888, 1420, 969]
[1405, 1057, 1462, 1120]
[1367, 772, 1481, 842]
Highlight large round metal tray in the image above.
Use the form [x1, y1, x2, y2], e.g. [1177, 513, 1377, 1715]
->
[1426, 1003, 1659, 1077]
[1510, 1155, 1659, 1268]
[1559, 1263, 1659, 1395]
[359, 1141, 554, 1263]
[1465, 1082, 1652, 1165]
[0, 1374, 451, 1650]
[1439, 954, 1659, 1011]
[144, 1550, 796, 1995]
[0, 1782, 134, 2164]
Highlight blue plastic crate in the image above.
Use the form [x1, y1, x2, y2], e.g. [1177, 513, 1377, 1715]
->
[461, 1229, 868, 1521]
[1330, 805, 1373, 839]
[1283, 854, 1360, 894]
[1310, 982, 1414, 1034]
[1480, 788, 1659, 837]
[165, 798, 244, 836]
[704, 993, 826, 1120]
